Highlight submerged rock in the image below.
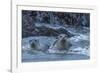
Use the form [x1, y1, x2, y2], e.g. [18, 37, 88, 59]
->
[33, 26, 74, 37]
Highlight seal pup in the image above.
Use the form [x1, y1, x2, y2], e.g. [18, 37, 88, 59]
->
[29, 39, 49, 53]
[29, 39, 41, 50]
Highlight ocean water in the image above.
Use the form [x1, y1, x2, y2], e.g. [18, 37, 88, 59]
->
[22, 26, 90, 62]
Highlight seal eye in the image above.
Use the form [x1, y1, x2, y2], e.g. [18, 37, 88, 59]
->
[59, 35, 62, 38]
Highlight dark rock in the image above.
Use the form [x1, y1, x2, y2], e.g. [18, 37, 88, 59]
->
[22, 10, 89, 38]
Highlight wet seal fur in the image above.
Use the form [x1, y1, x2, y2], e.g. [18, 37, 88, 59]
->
[48, 34, 71, 54]
[29, 39, 49, 53]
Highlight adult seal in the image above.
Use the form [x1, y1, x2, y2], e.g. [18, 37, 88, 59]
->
[48, 34, 71, 54]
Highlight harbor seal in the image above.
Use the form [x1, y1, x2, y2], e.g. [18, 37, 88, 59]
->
[48, 34, 71, 53]
[29, 39, 40, 50]
[29, 39, 49, 53]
